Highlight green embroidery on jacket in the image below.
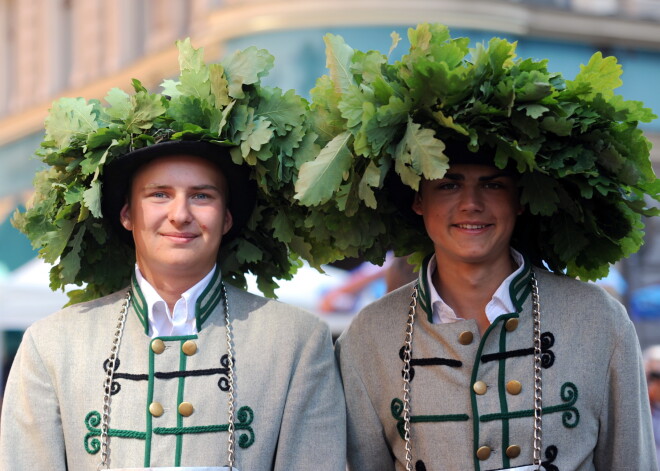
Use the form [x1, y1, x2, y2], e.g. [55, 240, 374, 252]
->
[85, 410, 147, 454]
[196, 268, 224, 330]
[509, 257, 532, 312]
[480, 381, 579, 428]
[83, 405, 255, 455]
[391, 398, 469, 440]
[130, 275, 149, 334]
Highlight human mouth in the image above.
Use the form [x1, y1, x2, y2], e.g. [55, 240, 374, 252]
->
[455, 224, 490, 230]
[161, 232, 198, 242]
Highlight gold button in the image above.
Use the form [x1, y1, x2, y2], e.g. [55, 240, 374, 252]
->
[458, 331, 473, 345]
[151, 339, 165, 354]
[505, 318, 519, 332]
[178, 402, 194, 417]
[506, 380, 522, 395]
[149, 402, 164, 417]
[476, 445, 491, 460]
[473, 381, 487, 395]
[506, 444, 521, 458]
[182, 340, 197, 356]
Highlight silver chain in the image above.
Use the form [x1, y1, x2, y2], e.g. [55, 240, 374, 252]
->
[401, 283, 419, 471]
[97, 283, 236, 470]
[401, 271, 542, 471]
[531, 271, 543, 468]
[223, 282, 237, 469]
[98, 291, 131, 470]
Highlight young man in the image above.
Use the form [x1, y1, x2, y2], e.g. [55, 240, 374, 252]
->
[1, 40, 346, 470]
[337, 152, 656, 470]
[295, 24, 658, 470]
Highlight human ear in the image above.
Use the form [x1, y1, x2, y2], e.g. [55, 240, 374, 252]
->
[119, 203, 133, 231]
[412, 192, 424, 216]
[222, 208, 233, 236]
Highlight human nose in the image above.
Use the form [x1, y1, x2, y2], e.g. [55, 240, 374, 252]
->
[458, 185, 484, 211]
[168, 194, 193, 225]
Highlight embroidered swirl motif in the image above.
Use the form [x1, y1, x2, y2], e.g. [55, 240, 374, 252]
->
[102, 358, 122, 395]
[218, 354, 232, 392]
[391, 398, 407, 439]
[390, 398, 469, 439]
[541, 332, 556, 368]
[84, 411, 102, 454]
[236, 405, 255, 448]
[559, 382, 579, 428]
[542, 445, 559, 471]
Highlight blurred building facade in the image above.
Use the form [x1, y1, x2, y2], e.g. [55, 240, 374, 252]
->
[1, 0, 660, 346]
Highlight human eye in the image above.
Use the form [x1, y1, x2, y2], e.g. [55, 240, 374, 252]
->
[436, 181, 459, 190]
[483, 181, 505, 189]
[192, 192, 212, 200]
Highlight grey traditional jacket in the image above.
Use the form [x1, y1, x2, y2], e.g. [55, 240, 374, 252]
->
[0, 271, 346, 470]
[336, 257, 657, 471]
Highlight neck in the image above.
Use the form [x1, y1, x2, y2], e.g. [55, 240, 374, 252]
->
[139, 265, 213, 312]
[432, 253, 516, 333]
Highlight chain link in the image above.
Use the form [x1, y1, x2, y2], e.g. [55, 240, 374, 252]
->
[98, 291, 131, 470]
[223, 282, 237, 469]
[531, 271, 543, 469]
[402, 283, 419, 471]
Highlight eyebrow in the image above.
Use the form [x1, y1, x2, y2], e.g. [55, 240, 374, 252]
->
[443, 172, 513, 181]
[143, 184, 222, 192]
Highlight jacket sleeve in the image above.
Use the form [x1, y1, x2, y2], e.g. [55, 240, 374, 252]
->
[336, 333, 396, 471]
[0, 327, 67, 470]
[593, 315, 659, 471]
[273, 319, 347, 471]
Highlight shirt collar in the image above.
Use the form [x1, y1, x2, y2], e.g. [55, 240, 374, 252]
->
[130, 265, 224, 336]
[418, 248, 529, 325]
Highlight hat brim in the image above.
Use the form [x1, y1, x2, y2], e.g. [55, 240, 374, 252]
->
[101, 140, 257, 246]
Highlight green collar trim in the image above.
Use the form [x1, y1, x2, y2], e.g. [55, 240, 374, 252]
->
[195, 267, 224, 332]
[416, 254, 434, 323]
[415, 253, 533, 323]
[129, 268, 224, 335]
[131, 276, 149, 335]
[509, 255, 532, 313]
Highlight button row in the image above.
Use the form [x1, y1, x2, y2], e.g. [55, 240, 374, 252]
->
[457, 317, 518, 346]
[149, 401, 195, 417]
[472, 380, 522, 396]
[476, 444, 522, 460]
[151, 339, 198, 355]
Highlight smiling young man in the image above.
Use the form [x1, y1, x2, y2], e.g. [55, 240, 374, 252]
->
[294, 24, 658, 471]
[120, 154, 234, 319]
[1, 40, 346, 470]
[412, 165, 523, 334]
[334, 144, 657, 471]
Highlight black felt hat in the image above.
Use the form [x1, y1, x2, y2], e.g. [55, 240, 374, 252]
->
[102, 140, 257, 244]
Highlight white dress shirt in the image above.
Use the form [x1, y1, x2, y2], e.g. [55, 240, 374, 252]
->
[427, 249, 525, 325]
[134, 264, 216, 338]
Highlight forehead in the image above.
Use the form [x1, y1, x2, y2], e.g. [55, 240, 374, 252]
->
[132, 153, 227, 184]
[442, 163, 516, 179]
